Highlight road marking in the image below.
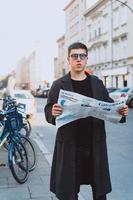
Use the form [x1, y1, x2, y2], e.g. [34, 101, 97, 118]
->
[33, 137, 86, 200]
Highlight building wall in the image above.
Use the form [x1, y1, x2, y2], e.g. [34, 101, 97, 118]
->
[64, 0, 86, 73]
[84, 0, 133, 88]
[127, 0, 133, 86]
[54, 57, 58, 80]
[64, 0, 86, 45]
[54, 35, 66, 79]
[55, 0, 133, 88]
[16, 57, 29, 89]
[15, 51, 41, 90]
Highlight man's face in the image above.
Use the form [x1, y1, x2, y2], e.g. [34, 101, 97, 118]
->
[67, 48, 88, 73]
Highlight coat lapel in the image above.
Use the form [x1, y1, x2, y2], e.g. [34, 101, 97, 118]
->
[89, 75, 104, 101]
[61, 72, 73, 91]
[90, 75, 97, 99]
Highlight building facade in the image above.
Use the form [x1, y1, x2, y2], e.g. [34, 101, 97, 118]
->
[54, 35, 66, 79]
[64, 0, 86, 45]
[55, 0, 133, 88]
[15, 51, 41, 90]
[55, 0, 87, 77]
[85, 0, 133, 88]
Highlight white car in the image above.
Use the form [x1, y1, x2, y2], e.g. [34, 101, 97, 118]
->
[12, 90, 36, 118]
[0, 90, 4, 110]
[110, 87, 133, 107]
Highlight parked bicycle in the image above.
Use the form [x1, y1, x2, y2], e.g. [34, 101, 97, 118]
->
[2, 97, 36, 170]
[0, 109, 29, 183]
[2, 96, 31, 137]
[0, 97, 36, 183]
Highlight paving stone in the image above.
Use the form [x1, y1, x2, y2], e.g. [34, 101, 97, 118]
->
[0, 178, 8, 188]
[0, 187, 30, 200]
[28, 184, 50, 198]
[40, 175, 50, 185]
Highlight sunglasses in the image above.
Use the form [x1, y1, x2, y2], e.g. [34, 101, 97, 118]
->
[69, 53, 87, 60]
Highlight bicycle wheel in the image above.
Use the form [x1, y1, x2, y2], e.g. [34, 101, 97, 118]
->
[9, 141, 29, 184]
[20, 126, 29, 138]
[3, 126, 29, 150]
[20, 136, 36, 172]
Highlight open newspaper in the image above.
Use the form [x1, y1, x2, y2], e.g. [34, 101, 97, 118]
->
[56, 89, 126, 128]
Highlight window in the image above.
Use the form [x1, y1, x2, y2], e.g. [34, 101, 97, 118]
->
[113, 8, 119, 29]
[81, 17, 84, 30]
[102, 14, 108, 33]
[104, 76, 109, 87]
[93, 22, 97, 38]
[87, 24, 92, 41]
[123, 75, 127, 87]
[97, 20, 101, 36]
[113, 39, 119, 60]
[97, 46, 101, 63]
[98, 27, 101, 36]
[115, 76, 118, 88]
[120, 4, 127, 25]
[103, 42, 108, 62]
[90, 49, 95, 65]
[95, 29, 97, 38]
[121, 35, 127, 59]
[91, 23, 94, 39]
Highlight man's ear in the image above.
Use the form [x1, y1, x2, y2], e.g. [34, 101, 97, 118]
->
[67, 57, 70, 63]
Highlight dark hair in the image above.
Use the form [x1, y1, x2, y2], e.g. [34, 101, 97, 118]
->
[68, 42, 88, 55]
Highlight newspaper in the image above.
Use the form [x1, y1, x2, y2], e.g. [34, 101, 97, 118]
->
[56, 89, 126, 128]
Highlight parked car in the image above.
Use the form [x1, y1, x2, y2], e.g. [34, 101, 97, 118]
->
[107, 87, 119, 93]
[32, 87, 50, 98]
[0, 90, 4, 110]
[42, 87, 50, 98]
[34, 88, 44, 97]
[12, 90, 36, 118]
[110, 87, 133, 108]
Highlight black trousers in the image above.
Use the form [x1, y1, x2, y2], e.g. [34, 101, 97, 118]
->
[93, 194, 107, 200]
[74, 147, 107, 200]
[74, 194, 107, 200]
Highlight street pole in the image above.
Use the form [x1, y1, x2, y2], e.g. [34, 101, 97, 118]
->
[115, 0, 133, 14]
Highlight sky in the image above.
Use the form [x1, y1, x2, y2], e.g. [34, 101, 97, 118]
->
[0, 0, 70, 82]
[0, 0, 98, 83]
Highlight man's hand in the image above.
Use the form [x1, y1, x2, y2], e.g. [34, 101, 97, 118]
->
[119, 105, 128, 117]
[52, 104, 63, 118]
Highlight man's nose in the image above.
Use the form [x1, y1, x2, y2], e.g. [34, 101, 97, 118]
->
[77, 55, 81, 60]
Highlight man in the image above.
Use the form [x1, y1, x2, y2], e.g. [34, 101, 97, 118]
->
[44, 42, 128, 200]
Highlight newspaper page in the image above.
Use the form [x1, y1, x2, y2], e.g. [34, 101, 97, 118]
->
[56, 89, 126, 128]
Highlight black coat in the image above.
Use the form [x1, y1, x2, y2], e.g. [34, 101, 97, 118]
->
[44, 73, 112, 200]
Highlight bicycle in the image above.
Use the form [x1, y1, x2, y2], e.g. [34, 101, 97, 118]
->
[2, 97, 31, 137]
[0, 110, 29, 184]
[1, 97, 36, 172]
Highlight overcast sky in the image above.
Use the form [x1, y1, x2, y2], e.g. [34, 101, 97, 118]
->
[0, 0, 70, 82]
[0, 0, 98, 82]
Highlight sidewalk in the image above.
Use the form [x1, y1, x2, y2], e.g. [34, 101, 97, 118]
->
[0, 114, 133, 200]
[0, 142, 57, 200]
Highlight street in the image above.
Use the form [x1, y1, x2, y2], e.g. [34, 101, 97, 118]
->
[32, 97, 133, 200]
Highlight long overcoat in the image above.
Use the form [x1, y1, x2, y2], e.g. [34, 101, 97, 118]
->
[44, 73, 112, 200]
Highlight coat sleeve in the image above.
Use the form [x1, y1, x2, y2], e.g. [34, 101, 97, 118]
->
[44, 80, 61, 125]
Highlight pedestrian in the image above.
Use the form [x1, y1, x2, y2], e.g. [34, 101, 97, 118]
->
[44, 42, 128, 200]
